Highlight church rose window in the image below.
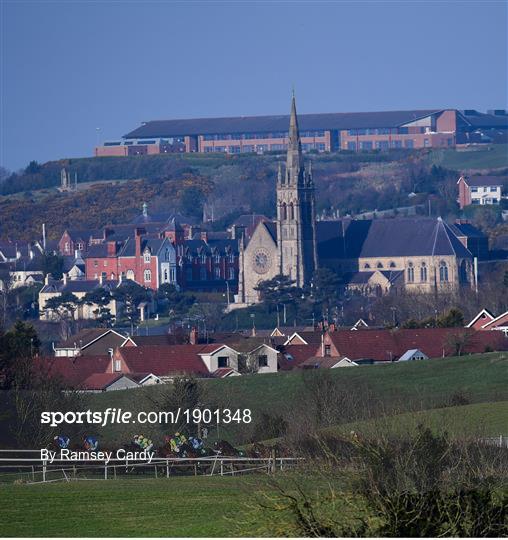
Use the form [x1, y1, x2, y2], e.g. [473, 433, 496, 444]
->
[252, 249, 271, 274]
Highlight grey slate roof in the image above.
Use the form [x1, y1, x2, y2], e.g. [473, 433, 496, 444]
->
[117, 236, 166, 257]
[462, 176, 506, 187]
[124, 109, 443, 139]
[41, 279, 118, 294]
[448, 222, 486, 239]
[458, 111, 508, 129]
[316, 218, 473, 260]
[67, 229, 103, 241]
[184, 238, 239, 255]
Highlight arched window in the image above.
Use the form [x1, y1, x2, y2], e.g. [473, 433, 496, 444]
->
[389, 261, 396, 268]
[165, 248, 170, 262]
[364, 263, 370, 269]
[144, 269, 151, 282]
[376, 262, 383, 269]
[420, 262, 427, 282]
[289, 202, 295, 220]
[439, 261, 449, 282]
[126, 270, 135, 280]
[214, 267, 221, 279]
[407, 262, 414, 282]
[281, 202, 287, 220]
[143, 250, 151, 263]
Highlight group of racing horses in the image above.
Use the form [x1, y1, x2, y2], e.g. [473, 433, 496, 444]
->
[52, 434, 288, 459]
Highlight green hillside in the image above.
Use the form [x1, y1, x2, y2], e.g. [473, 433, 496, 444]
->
[85, 353, 508, 446]
[428, 144, 508, 171]
[331, 400, 508, 438]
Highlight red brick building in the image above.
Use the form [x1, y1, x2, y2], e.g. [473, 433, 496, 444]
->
[95, 108, 508, 156]
[85, 229, 176, 290]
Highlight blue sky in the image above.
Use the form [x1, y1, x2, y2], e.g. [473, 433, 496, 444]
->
[1, 0, 507, 170]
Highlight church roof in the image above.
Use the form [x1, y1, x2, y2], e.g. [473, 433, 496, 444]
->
[316, 218, 473, 260]
[263, 222, 278, 243]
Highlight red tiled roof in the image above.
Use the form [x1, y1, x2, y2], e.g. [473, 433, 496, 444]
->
[81, 372, 134, 390]
[117, 345, 214, 376]
[36, 355, 111, 387]
[277, 344, 319, 370]
[327, 328, 508, 361]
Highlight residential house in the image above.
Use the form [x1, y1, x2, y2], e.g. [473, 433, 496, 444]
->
[38, 274, 120, 321]
[58, 229, 104, 256]
[466, 309, 496, 330]
[457, 175, 505, 209]
[318, 327, 507, 362]
[467, 308, 508, 333]
[216, 337, 278, 373]
[37, 355, 157, 391]
[53, 328, 127, 357]
[113, 343, 239, 380]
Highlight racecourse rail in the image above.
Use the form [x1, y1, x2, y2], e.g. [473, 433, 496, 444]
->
[0, 449, 303, 484]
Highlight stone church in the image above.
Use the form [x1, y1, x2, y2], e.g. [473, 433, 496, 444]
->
[237, 96, 477, 305]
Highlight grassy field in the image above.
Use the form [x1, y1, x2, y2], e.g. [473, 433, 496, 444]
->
[83, 353, 508, 446]
[0, 475, 342, 537]
[428, 144, 508, 170]
[332, 400, 508, 438]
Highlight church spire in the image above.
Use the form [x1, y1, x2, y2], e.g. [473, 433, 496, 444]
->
[286, 91, 304, 183]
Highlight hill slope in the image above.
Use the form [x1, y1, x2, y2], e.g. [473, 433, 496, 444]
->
[85, 353, 508, 445]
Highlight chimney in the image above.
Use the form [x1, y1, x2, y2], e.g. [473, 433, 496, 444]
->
[107, 240, 116, 256]
[104, 227, 114, 239]
[45, 273, 51, 286]
[42, 223, 46, 250]
[62, 273, 68, 286]
[135, 228, 143, 259]
[99, 273, 104, 285]
[189, 327, 198, 345]
[108, 348, 114, 373]
[200, 230, 208, 242]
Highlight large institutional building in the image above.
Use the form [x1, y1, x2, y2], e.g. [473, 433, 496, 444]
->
[237, 97, 477, 304]
[96, 107, 507, 157]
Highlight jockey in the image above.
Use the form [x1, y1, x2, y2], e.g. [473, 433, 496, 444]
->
[54, 435, 70, 449]
[83, 435, 98, 451]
